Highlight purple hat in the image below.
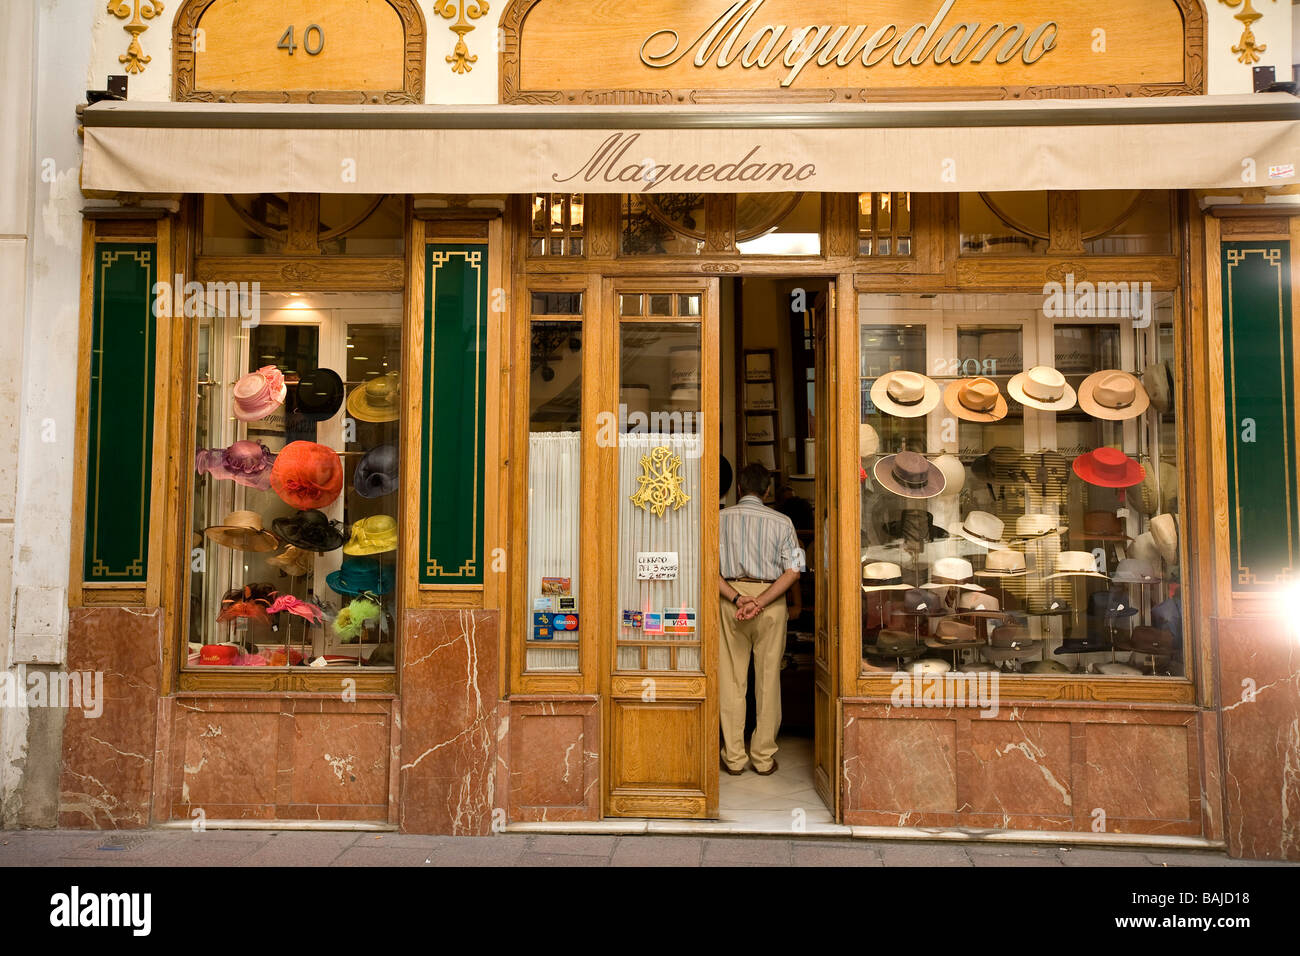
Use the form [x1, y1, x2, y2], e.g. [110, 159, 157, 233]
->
[195, 440, 277, 491]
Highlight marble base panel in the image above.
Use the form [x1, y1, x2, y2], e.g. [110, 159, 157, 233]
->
[157, 695, 397, 823]
[842, 700, 1203, 835]
[398, 609, 498, 835]
[1214, 616, 1300, 860]
[58, 606, 163, 828]
[500, 697, 600, 823]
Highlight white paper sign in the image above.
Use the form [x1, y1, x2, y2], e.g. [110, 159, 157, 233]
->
[636, 552, 679, 580]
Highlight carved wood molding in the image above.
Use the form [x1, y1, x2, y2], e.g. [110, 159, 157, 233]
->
[172, 0, 426, 103]
[193, 255, 406, 290]
[177, 671, 397, 693]
[855, 675, 1197, 704]
[499, 0, 1207, 105]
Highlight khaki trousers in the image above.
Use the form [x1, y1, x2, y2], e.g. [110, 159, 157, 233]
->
[718, 581, 786, 773]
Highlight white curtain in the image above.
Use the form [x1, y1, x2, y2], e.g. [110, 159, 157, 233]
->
[525, 432, 581, 672]
[617, 431, 703, 672]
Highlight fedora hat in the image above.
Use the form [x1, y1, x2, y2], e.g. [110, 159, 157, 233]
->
[195, 440, 277, 491]
[1073, 447, 1146, 489]
[1126, 461, 1178, 516]
[293, 367, 345, 422]
[354, 444, 399, 499]
[981, 625, 1042, 661]
[1131, 531, 1161, 566]
[1112, 559, 1159, 584]
[271, 509, 347, 553]
[956, 591, 1003, 618]
[1151, 596, 1182, 644]
[861, 562, 909, 593]
[900, 588, 947, 617]
[932, 455, 966, 498]
[1142, 361, 1174, 414]
[1013, 513, 1068, 540]
[932, 619, 978, 644]
[870, 370, 941, 418]
[1116, 625, 1177, 656]
[874, 451, 945, 499]
[1022, 659, 1071, 674]
[943, 377, 1008, 423]
[1056, 630, 1113, 654]
[1082, 510, 1132, 542]
[270, 441, 344, 511]
[869, 629, 924, 656]
[204, 510, 279, 552]
[1008, 366, 1077, 412]
[347, 372, 401, 423]
[976, 549, 1029, 577]
[950, 511, 1006, 549]
[1078, 369, 1150, 420]
[923, 557, 985, 592]
[1087, 589, 1138, 620]
[882, 509, 950, 542]
[343, 515, 398, 556]
[267, 545, 315, 578]
[859, 423, 880, 458]
[232, 365, 287, 422]
[1038, 598, 1074, 617]
[326, 556, 396, 598]
[1046, 551, 1110, 580]
[1151, 513, 1179, 565]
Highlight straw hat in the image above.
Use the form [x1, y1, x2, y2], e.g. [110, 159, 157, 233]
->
[859, 424, 880, 458]
[1013, 513, 1068, 541]
[975, 550, 1029, 577]
[347, 372, 401, 423]
[874, 451, 945, 499]
[1078, 370, 1150, 420]
[923, 557, 985, 592]
[1046, 551, 1110, 580]
[267, 545, 315, 577]
[1151, 513, 1179, 564]
[950, 511, 1006, 549]
[204, 510, 279, 552]
[1072, 447, 1145, 489]
[932, 455, 966, 498]
[343, 515, 399, 556]
[1131, 531, 1161, 566]
[232, 365, 287, 422]
[870, 370, 941, 418]
[943, 377, 1008, 423]
[1091, 660, 1144, 676]
[861, 562, 909, 593]
[1008, 366, 1077, 412]
[1126, 461, 1178, 516]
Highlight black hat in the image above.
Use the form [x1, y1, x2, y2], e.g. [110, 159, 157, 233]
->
[354, 444, 399, 499]
[293, 368, 345, 422]
[1055, 630, 1113, 655]
[901, 588, 946, 616]
[271, 509, 346, 552]
[1087, 588, 1139, 620]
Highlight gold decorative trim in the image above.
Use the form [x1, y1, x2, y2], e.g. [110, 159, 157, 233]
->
[107, 0, 164, 75]
[1218, 0, 1274, 65]
[435, 0, 489, 74]
[629, 445, 690, 517]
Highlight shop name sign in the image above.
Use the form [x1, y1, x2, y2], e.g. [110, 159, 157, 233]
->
[641, 0, 1058, 87]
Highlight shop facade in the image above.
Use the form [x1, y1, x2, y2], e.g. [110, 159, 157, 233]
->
[8, 1, 1299, 858]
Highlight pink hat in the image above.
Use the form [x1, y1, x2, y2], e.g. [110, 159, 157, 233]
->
[195, 440, 277, 490]
[232, 366, 287, 422]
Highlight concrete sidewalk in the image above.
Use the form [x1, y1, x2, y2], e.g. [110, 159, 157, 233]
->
[0, 828, 1276, 866]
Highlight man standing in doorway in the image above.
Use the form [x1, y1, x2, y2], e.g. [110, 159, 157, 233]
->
[718, 463, 805, 775]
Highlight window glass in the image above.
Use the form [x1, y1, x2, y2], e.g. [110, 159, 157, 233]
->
[621, 195, 706, 255]
[960, 192, 1048, 255]
[737, 193, 822, 256]
[188, 291, 402, 670]
[858, 291, 1182, 679]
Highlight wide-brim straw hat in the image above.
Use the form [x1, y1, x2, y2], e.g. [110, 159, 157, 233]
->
[1046, 551, 1110, 580]
[932, 454, 966, 498]
[1078, 369, 1150, 420]
[347, 372, 402, 423]
[870, 370, 941, 418]
[943, 377, 1009, 423]
[204, 510, 279, 552]
[861, 561, 910, 593]
[1012, 513, 1068, 541]
[950, 511, 1006, 549]
[1008, 366, 1078, 412]
[874, 451, 945, 499]
[907, 658, 952, 675]
[923, 557, 984, 592]
[267, 545, 315, 577]
[975, 549, 1029, 577]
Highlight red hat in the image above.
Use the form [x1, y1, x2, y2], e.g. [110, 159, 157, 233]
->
[270, 441, 344, 510]
[1072, 447, 1145, 488]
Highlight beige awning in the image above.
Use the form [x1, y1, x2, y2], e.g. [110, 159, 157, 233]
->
[81, 95, 1300, 195]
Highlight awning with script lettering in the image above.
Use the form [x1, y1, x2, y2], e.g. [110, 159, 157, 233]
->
[80, 95, 1300, 195]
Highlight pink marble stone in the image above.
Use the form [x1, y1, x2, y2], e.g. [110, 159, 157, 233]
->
[502, 698, 600, 822]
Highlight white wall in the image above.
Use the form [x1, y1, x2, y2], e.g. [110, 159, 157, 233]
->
[1208, 0, 1294, 93]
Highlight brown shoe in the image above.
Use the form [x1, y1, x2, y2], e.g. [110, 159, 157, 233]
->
[752, 759, 778, 776]
[721, 759, 746, 776]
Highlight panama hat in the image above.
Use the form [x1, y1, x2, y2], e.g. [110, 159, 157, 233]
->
[975, 550, 1029, 577]
[1073, 447, 1146, 489]
[870, 370, 941, 418]
[1131, 531, 1161, 566]
[270, 441, 344, 511]
[204, 510, 279, 552]
[861, 562, 910, 592]
[354, 444, 400, 499]
[1047, 551, 1110, 580]
[1126, 461, 1178, 516]
[267, 545, 315, 578]
[1008, 366, 1077, 412]
[1078, 370, 1150, 420]
[343, 515, 399, 556]
[1142, 361, 1174, 414]
[1013, 513, 1068, 541]
[1151, 513, 1179, 564]
[932, 455, 966, 498]
[923, 557, 985, 592]
[347, 372, 401, 423]
[232, 365, 287, 422]
[874, 451, 945, 499]
[943, 377, 1008, 423]
[195, 440, 276, 491]
[271, 509, 347, 553]
[1112, 559, 1159, 584]
[1081, 510, 1132, 542]
[859, 424, 880, 458]
[292, 367, 345, 422]
[950, 511, 1006, 550]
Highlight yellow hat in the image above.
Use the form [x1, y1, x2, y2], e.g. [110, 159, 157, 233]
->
[343, 515, 398, 555]
[347, 373, 401, 423]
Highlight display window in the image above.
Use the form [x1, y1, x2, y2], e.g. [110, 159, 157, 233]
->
[186, 291, 402, 672]
[858, 291, 1182, 679]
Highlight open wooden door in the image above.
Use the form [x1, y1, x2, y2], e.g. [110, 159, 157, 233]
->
[812, 286, 840, 818]
[602, 279, 720, 819]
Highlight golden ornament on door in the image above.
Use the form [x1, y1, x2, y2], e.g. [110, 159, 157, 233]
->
[629, 445, 691, 518]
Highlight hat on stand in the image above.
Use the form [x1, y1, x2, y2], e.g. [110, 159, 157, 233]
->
[943, 377, 1008, 423]
[1142, 361, 1174, 414]
[1090, 660, 1145, 676]
[1013, 513, 1068, 541]
[270, 441, 344, 510]
[981, 623, 1043, 661]
[343, 515, 399, 556]
[1126, 461, 1178, 516]
[874, 451, 946, 498]
[267, 545, 315, 577]
[923, 557, 986, 592]
[293, 367, 345, 422]
[907, 658, 952, 675]
[204, 511, 280, 552]
[1112, 559, 1159, 584]
[932, 455, 966, 498]
[956, 591, 1005, 618]
[868, 629, 925, 657]
[925, 619, 982, 649]
[195, 441, 277, 491]
[1023, 659, 1072, 674]
[1116, 626, 1178, 656]
[1151, 596, 1183, 646]
[1087, 589, 1139, 620]
[870, 370, 942, 418]
[1151, 513, 1179, 565]
[900, 588, 947, 616]
[861, 562, 910, 593]
[1081, 510, 1132, 542]
[882, 508, 950, 542]
[950, 511, 1007, 550]
[232, 366, 287, 422]
[1131, 531, 1162, 566]
[347, 372, 402, 423]
[1072, 447, 1146, 488]
[1055, 630, 1113, 654]
[975, 550, 1029, 577]
[859, 424, 880, 458]
[271, 509, 347, 553]
[1046, 551, 1110, 580]
[326, 556, 396, 597]
[354, 444, 400, 499]
[1008, 366, 1078, 412]
[1078, 370, 1150, 420]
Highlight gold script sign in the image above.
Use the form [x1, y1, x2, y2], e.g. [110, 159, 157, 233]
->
[173, 0, 426, 103]
[502, 0, 1205, 103]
